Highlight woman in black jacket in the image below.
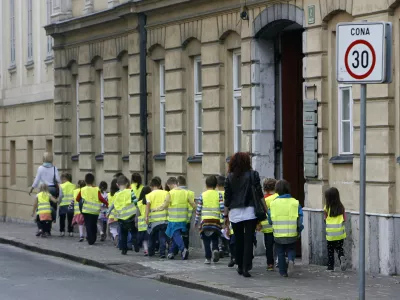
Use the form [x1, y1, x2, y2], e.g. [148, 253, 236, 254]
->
[224, 152, 264, 277]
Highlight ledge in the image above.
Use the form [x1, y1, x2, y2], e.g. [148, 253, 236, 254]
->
[44, 56, 54, 65]
[329, 155, 354, 164]
[122, 155, 129, 162]
[187, 155, 202, 163]
[25, 60, 34, 69]
[95, 154, 104, 161]
[153, 153, 166, 161]
[8, 64, 17, 73]
[71, 154, 80, 162]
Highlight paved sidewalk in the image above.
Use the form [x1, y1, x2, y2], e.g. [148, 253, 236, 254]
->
[0, 222, 399, 300]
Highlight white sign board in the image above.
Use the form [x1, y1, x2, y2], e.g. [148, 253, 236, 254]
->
[336, 22, 392, 84]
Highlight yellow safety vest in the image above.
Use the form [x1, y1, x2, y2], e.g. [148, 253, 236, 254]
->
[131, 184, 143, 200]
[168, 189, 189, 223]
[81, 186, 102, 215]
[271, 197, 299, 238]
[201, 190, 221, 221]
[60, 182, 76, 207]
[229, 223, 234, 235]
[137, 200, 147, 232]
[187, 190, 195, 224]
[107, 192, 117, 221]
[261, 193, 279, 233]
[114, 189, 136, 220]
[147, 189, 169, 226]
[73, 189, 81, 215]
[324, 206, 346, 241]
[37, 192, 51, 215]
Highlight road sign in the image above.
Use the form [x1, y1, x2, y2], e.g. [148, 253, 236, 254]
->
[336, 22, 392, 83]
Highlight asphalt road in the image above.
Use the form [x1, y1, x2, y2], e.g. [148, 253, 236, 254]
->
[0, 244, 231, 300]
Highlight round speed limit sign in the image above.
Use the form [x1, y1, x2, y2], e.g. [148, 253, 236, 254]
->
[344, 40, 376, 80]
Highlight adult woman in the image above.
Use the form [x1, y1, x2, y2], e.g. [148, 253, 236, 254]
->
[224, 152, 264, 277]
[29, 152, 62, 224]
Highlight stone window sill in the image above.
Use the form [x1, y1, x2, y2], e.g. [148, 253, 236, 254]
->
[8, 64, 17, 74]
[71, 154, 80, 162]
[329, 155, 354, 164]
[122, 155, 129, 162]
[44, 56, 54, 65]
[25, 60, 34, 69]
[187, 155, 202, 163]
[95, 154, 104, 161]
[154, 153, 166, 161]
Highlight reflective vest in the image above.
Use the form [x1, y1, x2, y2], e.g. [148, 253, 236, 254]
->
[60, 182, 76, 207]
[107, 192, 117, 221]
[325, 206, 346, 241]
[114, 189, 136, 220]
[147, 190, 169, 225]
[270, 197, 299, 238]
[261, 193, 279, 233]
[229, 223, 234, 235]
[168, 189, 189, 222]
[81, 186, 102, 215]
[219, 191, 225, 224]
[137, 200, 147, 232]
[73, 189, 81, 215]
[131, 184, 143, 200]
[201, 190, 221, 221]
[37, 192, 51, 215]
[187, 190, 195, 224]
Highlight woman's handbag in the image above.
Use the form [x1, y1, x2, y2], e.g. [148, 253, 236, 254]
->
[53, 166, 60, 198]
[251, 171, 268, 222]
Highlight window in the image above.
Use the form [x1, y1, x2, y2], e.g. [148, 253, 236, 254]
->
[10, 141, 16, 186]
[338, 85, 353, 155]
[75, 76, 80, 154]
[194, 57, 202, 155]
[233, 52, 242, 152]
[46, 0, 53, 58]
[10, 0, 16, 65]
[100, 71, 105, 154]
[159, 61, 166, 154]
[27, 140, 33, 186]
[27, 0, 33, 62]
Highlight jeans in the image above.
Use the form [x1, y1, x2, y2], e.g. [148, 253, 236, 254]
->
[148, 224, 167, 256]
[275, 242, 296, 275]
[118, 218, 137, 251]
[83, 213, 99, 245]
[231, 219, 258, 271]
[182, 223, 190, 249]
[201, 232, 219, 259]
[59, 212, 73, 233]
[327, 240, 345, 269]
[169, 229, 185, 254]
[264, 233, 275, 265]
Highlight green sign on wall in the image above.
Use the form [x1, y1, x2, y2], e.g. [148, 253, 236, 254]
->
[308, 5, 315, 25]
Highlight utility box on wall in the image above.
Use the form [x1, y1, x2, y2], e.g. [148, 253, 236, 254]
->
[303, 99, 318, 178]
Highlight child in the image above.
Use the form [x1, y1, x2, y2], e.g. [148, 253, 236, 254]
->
[216, 175, 229, 258]
[261, 178, 278, 271]
[154, 176, 163, 190]
[136, 186, 152, 256]
[71, 180, 86, 242]
[107, 178, 119, 247]
[145, 177, 169, 258]
[75, 173, 108, 245]
[195, 176, 224, 264]
[324, 187, 347, 271]
[177, 176, 195, 250]
[108, 175, 138, 255]
[227, 223, 236, 267]
[98, 181, 108, 242]
[131, 173, 144, 200]
[32, 183, 58, 237]
[59, 173, 76, 237]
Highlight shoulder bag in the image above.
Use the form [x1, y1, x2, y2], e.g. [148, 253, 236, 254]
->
[250, 170, 268, 222]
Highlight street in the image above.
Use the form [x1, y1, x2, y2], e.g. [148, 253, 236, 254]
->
[0, 244, 230, 300]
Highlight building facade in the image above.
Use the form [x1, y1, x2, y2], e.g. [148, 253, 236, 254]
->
[1, 0, 400, 274]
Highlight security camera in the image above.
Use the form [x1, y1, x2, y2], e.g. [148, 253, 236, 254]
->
[240, 6, 249, 20]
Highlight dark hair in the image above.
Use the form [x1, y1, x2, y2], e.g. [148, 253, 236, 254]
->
[153, 176, 163, 189]
[275, 179, 291, 196]
[228, 152, 252, 177]
[138, 186, 152, 204]
[110, 178, 119, 196]
[325, 187, 345, 217]
[113, 172, 124, 179]
[117, 175, 130, 186]
[85, 173, 95, 185]
[164, 184, 170, 192]
[77, 180, 86, 188]
[166, 177, 178, 186]
[61, 173, 72, 182]
[177, 175, 186, 186]
[131, 173, 142, 189]
[263, 178, 277, 192]
[216, 175, 225, 187]
[205, 175, 217, 189]
[150, 177, 161, 188]
[99, 181, 108, 192]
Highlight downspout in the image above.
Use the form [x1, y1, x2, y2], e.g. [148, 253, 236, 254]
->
[138, 13, 148, 184]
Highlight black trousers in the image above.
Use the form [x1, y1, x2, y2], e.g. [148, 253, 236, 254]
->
[40, 221, 51, 234]
[118, 218, 138, 251]
[59, 212, 74, 233]
[231, 219, 258, 271]
[264, 232, 275, 265]
[83, 213, 99, 245]
[327, 240, 345, 269]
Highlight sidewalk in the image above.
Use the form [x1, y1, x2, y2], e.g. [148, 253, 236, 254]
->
[0, 222, 399, 300]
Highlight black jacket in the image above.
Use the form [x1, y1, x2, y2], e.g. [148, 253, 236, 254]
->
[224, 170, 264, 210]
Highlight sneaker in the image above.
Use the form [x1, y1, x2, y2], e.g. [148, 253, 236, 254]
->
[267, 264, 274, 271]
[59, 232, 65, 237]
[326, 267, 334, 272]
[212, 250, 220, 263]
[144, 251, 148, 257]
[340, 256, 347, 271]
[100, 233, 106, 242]
[69, 232, 73, 237]
[167, 253, 175, 260]
[160, 255, 166, 259]
[181, 248, 189, 260]
[36, 231, 43, 237]
[121, 249, 127, 255]
[204, 259, 211, 264]
[41, 232, 48, 238]
[228, 259, 236, 268]
[288, 260, 295, 275]
[134, 245, 140, 253]
[281, 273, 288, 277]
[79, 236, 84, 242]
[219, 249, 225, 259]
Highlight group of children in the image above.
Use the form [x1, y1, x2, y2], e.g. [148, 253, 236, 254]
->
[32, 171, 348, 274]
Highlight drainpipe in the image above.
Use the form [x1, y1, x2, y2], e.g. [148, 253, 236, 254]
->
[138, 13, 148, 184]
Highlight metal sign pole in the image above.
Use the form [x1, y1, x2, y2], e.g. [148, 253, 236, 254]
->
[359, 83, 367, 300]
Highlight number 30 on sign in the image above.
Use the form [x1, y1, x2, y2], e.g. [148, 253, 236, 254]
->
[336, 22, 392, 84]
